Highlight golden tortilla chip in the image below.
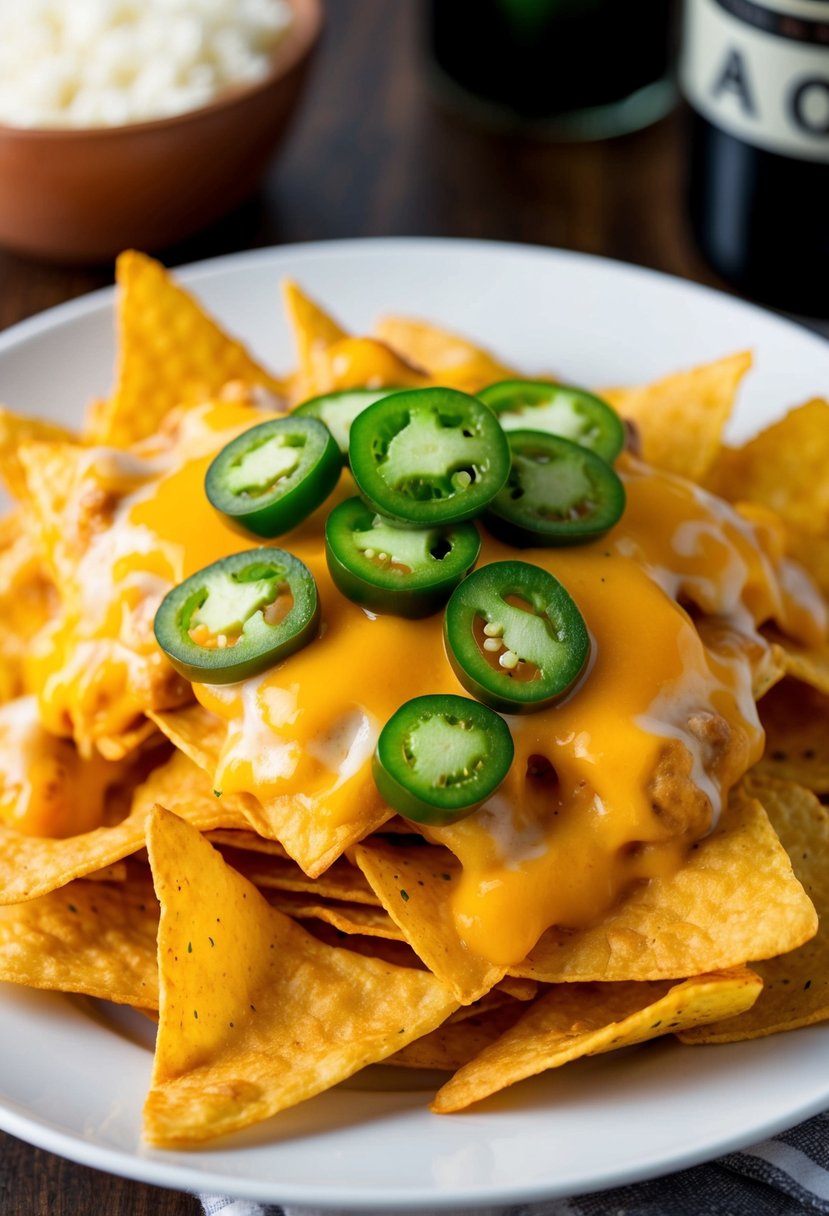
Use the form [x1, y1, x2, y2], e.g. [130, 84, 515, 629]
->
[0, 870, 158, 1007]
[0, 528, 56, 703]
[0, 407, 78, 502]
[352, 842, 507, 1004]
[217, 847, 380, 906]
[0, 696, 134, 838]
[386, 1004, 525, 1072]
[16, 441, 104, 582]
[432, 968, 762, 1113]
[149, 704, 228, 775]
[775, 637, 829, 697]
[604, 351, 751, 482]
[265, 893, 403, 941]
[203, 829, 288, 857]
[0, 749, 246, 904]
[705, 399, 829, 536]
[143, 808, 457, 1146]
[92, 251, 284, 448]
[755, 678, 829, 793]
[282, 279, 348, 376]
[151, 703, 392, 877]
[373, 316, 516, 392]
[680, 777, 829, 1042]
[787, 528, 829, 603]
[507, 785, 817, 982]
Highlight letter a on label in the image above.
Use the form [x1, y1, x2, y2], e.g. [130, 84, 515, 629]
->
[712, 47, 756, 116]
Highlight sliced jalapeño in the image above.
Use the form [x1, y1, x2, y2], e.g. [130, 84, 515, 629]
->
[325, 497, 480, 618]
[373, 693, 514, 825]
[349, 387, 510, 528]
[154, 548, 319, 684]
[443, 560, 590, 713]
[294, 388, 399, 457]
[485, 430, 626, 548]
[205, 416, 341, 539]
[479, 380, 625, 463]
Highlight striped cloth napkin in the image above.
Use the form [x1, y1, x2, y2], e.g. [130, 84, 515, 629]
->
[201, 1110, 829, 1216]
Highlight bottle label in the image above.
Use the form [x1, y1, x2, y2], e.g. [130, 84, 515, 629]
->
[681, 0, 829, 162]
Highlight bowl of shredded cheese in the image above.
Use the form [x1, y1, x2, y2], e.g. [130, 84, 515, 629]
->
[0, 0, 321, 261]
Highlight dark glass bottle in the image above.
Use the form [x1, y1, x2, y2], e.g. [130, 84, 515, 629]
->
[682, 0, 829, 317]
[428, 0, 677, 139]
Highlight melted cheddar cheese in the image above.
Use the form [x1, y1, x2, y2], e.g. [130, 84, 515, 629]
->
[27, 399, 828, 965]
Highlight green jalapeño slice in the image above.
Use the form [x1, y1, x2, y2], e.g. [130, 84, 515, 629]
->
[325, 497, 481, 618]
[154, 548, 319, 684]
[479, 380, 625, 463]
[485, 430, 626, 548]
[348, 387, 510, 528]
[294, 388, 399, 457]
[373, 694, 514, 825]
[205, 416, 341, 538]
[444, 560, 590, 713]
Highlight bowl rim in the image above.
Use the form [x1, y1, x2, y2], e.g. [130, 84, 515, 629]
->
[0, 0, 322, 141]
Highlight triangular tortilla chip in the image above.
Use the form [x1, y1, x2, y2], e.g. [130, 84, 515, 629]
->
[0, 407, 78, 502]
[282, 279, 348, 376]
[353, 842, 507, 1004]
[374, 316, 516, 392]
[0, 749, 247, 904]
[92, 251, 284, 448]
[151, 703, 392, 876]
[143, 808, 457, 1145]
[511, 785, 816, 982]
[680, 777, 829, 1042]
[431, 968, 762, 1112]
[604, 351, 751, 482]
[705, 399, 829, 536]
[0, 870, 158, 1007]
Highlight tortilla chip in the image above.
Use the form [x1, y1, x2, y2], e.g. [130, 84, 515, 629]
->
[0, 529, 56, 703]
[143, 808, 457, 1146]
[373, 316, 516, 392]
[151, 703, 392, 876]
[680, 778, 829, 1042]
[353, 842, 507, 1004]
[432, 968, 762, 1113]
[386, 1004, 526, 1071]
[787, 528, 829, 602]
[282, 280, 348, 375]
[265, 893, 403, 940]
[603, 351, 751, 482]
[203, 829, 288, 858]
[775, 638, 829, 697]
[0, 407, 78, 501]
[705, 399, 829, 536]
[509, 785, 816, 982]
[16, 441, 102, 582]
[755, 678, 829, 793]
[0, 749, 247, 904]
[148, 704, 228, 775]
[217, 847, 380, 906]
[0, 871, 158, 1007]
[92, 251, 284, 448]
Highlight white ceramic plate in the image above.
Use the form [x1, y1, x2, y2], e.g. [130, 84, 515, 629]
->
[1, 239, 828, 1211]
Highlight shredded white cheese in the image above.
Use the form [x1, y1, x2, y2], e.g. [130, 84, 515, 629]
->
[0, 0, 295, 128]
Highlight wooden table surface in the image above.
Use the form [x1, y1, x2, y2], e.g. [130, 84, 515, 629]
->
[0, 3, 822, 1214]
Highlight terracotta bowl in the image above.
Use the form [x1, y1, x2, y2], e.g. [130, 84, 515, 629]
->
[0, 0, 321, 263]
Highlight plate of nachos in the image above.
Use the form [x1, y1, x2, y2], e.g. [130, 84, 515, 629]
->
[0, 238, 828, 1209]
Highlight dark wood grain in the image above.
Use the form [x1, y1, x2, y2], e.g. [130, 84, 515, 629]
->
[0, 1, 741, 1212]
